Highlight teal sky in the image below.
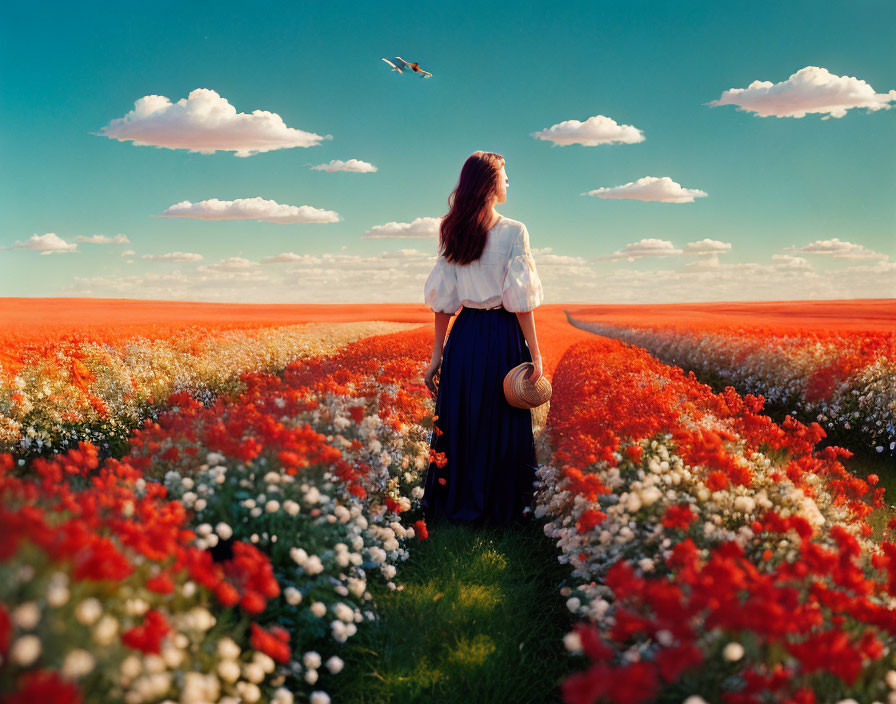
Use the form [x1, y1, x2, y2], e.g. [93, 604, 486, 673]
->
[1, 0, 894, 304]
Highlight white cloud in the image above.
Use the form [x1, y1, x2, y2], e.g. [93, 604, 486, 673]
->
[362, 216, 442, 239]
[262, 252, 308, 264]
[75, 233, 130, 244]
[530, 115, 645, 146]
[684, 239, 731, 254]
[94, 88, 332, 157]
[141, 251, 203, 262]
[597, 238, 684, 261]
[58, 242, 896, 303]
[707, 66, 896, 119]
[788, 237, 889, 260]
[311, 159, 377, 172]
[158, 197, 340, 224]
[771, 254, 813, 270]
[199, 257, 261, 272]
[682, 255, 722, 272]
[121, 249, 135, 257]
[11, 233, 77, 254]
[583, 176, 708, 203]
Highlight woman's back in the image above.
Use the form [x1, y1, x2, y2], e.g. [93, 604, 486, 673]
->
[424, 215, 544, 314]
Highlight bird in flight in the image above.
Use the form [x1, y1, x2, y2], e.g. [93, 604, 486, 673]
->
[381, 56, 432, 77]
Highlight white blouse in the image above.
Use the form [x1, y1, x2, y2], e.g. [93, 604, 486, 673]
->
[423, 215, 544, 314]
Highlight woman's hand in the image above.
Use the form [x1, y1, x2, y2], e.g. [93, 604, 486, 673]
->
[525, 355, 543, 383]
[424, 357, 441, 398]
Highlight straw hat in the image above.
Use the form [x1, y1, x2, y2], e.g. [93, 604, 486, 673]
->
[503, 362, 552, 409]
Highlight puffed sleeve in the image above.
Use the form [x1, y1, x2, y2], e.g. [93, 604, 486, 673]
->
[424, 251, 461, 314]
[502, 223, 544, 312]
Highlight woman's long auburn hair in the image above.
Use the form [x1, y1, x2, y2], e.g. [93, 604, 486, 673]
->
[438, 151, 505, 265]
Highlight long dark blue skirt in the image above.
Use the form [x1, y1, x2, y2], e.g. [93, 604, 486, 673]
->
[421, 304, 538, 528]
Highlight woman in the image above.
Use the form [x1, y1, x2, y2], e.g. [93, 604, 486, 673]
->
[421, 151, 544, 528]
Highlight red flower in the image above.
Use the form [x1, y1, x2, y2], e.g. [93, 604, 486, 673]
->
[654, 642, 704, 682]
[662, 503, 696, 531]
[0, 604, 10, 655]
[625, 444, 643, 464]
[250, 622, 291, 664]
[241, 590, 267, 614]
[215, 581, 240, 607]
[122, 610, 170, 654]
[5, 670, 82, 704]
[575, 509, 606, 534]
[414, 519, 429, 540]
[146, 572, 175, 594]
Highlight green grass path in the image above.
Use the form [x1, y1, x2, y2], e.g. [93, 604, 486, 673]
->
[329, 516, 581, 704]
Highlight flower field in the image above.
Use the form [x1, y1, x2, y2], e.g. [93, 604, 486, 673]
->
[1, 317, 444, 703]
[1, 299, 422, 458]
[566, 300, 896, 458]
[536, 334, 896, 703]
[1, 299, 892, 703]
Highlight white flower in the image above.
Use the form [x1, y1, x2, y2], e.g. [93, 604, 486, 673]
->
[290, 547, 308, 565]
[310, 691, 331, 704]
[273, 688, 295, 704]
[722, 642, 745, 662]
[217, 637, 241, 661]
[683, 698, 709, 704]
[310, 601, 327, 617]
[11, 602, 40, 630]
[253, 652, 275, 674]
[92, 615, 119, 645]
[120, 654, 143, 680]
[304, 555, 324, 575]
[284, 500, 301, 516]
[563, 630, 583, 653]
[733, 495, 755, 514]
[886, 670, 896, 689]
[216, 522, 233, 540]
[197, 523, 213, 537]
[266, 500, 281, 513]
[62, 649, 95, 678]
[243, 662, 266, 683]
[304, 668, 319, 685]
[332, 602, 354, 623]
[303, 651, 322, 669]
[10, 635, 41, 666]
[162, 641, 185, 669]
[217, 659, 241, 683]
[655, 629, 674, 647]
[333, 505, 351, 522]
[566, 597, 581, 613]
[47, 574, 70, 607]
[325, 655, 344, 674]
[237, 681, 262, 702]
[304, 487, 321, 504]
[640, 486, 662, 506]
[285, 587, 303, 605]
[186, 606, 216, 631]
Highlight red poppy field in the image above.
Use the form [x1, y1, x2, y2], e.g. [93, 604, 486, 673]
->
[1, 298, 894, 704]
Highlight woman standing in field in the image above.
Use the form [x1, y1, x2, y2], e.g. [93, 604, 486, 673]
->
[421, 151, 545, 527]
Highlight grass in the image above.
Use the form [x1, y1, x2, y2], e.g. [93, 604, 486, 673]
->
[328, 515, 582, 704]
